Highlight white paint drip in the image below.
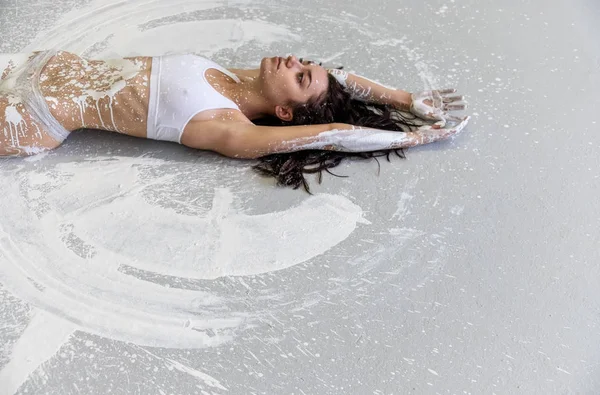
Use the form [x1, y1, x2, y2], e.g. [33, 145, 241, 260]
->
[51, 56, 144, 131]
[3, 104, 23, 147]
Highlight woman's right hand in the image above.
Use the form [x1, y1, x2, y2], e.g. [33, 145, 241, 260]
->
[413, 115, 471, 144]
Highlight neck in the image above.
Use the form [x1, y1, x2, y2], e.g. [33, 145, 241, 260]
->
[222, 69, 274, 121]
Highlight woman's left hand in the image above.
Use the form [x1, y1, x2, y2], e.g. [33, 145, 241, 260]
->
[407, 89, 468, 127]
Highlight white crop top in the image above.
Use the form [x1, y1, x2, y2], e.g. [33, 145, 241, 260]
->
[146, 54, 241, 143]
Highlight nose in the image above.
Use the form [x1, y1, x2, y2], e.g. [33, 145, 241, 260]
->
[286, 55, 300, 69]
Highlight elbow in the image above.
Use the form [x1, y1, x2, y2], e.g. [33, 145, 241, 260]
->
[181, 121, 264, 159]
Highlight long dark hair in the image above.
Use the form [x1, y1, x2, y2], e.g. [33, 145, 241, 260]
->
[252, 73, 418, 193]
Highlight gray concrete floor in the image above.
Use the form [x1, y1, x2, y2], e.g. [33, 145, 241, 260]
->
[1, 0, 599, 394]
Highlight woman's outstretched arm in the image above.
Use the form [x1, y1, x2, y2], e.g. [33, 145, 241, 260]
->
[182, 117, 470, 159]
[309, 61, 467, 125]
[326, 68, 412, 110]
[297, 58, 413, 107]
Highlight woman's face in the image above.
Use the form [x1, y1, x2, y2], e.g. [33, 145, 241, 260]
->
[259, 55, 329, 117]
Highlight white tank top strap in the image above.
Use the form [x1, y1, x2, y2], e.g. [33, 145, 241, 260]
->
[208, 62, 241, 84]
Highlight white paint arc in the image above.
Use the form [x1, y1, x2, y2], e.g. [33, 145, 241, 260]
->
[0, 156, 370, 350]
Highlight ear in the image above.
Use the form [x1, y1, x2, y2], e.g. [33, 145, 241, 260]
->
[275, 105, 294, 122]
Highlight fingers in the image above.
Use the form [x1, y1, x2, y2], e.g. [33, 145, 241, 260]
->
[431, 119, 447, 129]
[436, 88, 457, 95]
[444, 114, 465, 123]
[444, 103, 468, 111]
[415, 90, 467, 108]
[437, 89, 467, 110]
[442, 95, 464, 103]
[453, 116, 471, 134]
[417, 115, 470, 135]
[437, 89, 467, 108]
[424, 89, 463, 98]
[439, 115, 470, 136]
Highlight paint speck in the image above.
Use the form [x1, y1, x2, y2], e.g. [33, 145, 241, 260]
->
[556, 367, 571, 375]
[428, 368, 439, 376]
[450, 206, 464, 215]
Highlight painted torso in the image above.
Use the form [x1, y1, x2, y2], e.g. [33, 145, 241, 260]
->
[38, 51, 153, 138]
[38, 51, 247, 140]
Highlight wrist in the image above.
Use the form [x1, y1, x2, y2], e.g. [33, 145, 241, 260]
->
[393, 90, 412, 111]
[331, 123, 352, 131]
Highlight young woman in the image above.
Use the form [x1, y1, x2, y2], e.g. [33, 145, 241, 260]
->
[0, 50, 468, 191]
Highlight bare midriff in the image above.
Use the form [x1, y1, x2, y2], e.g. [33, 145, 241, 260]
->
[38, 51, 152, 138]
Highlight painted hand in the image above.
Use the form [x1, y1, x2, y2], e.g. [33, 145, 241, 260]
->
[409, 89, 468, 127]
[414, 115, 471, 144]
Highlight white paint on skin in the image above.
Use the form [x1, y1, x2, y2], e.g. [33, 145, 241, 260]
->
[327, 68, 349, 87]
[327, 69, 385, 102]
[1, 51, 72, 148]
[280, 126, 413, 153]
[3, 103, 24, 147]
[279, 117, 469, 154]
[1, 93, 26, 150]
[63, 57, 144, 130]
